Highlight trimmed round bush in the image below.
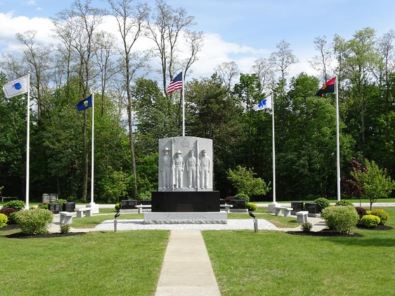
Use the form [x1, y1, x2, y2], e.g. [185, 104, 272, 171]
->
[15, 209, 53, 235]
[235, 193, 249, 203]
[336, 200, 353, 206]
[360, 214, 381, 228]
[0, 213, 8, 228]
[370, 209, 389, 225]
[246, 202, 257, 211]
[3, 200, 25, 210]
[322, 206, 359, 234]
[314, 198, 330, 211]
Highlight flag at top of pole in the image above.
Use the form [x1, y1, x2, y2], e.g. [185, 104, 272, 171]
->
[76, 95, 93, 111]
[3, 74, 31, 210]
[3, 75, 29, 98]
[166, 72, 183, 94]
[254, 97, 272, 111]
[316, 77, 336, 96]
[316, 76, 341, 201]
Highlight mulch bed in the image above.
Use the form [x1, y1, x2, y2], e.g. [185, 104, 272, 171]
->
[6, 232, 86, 239]
[287, 229, 363, 237]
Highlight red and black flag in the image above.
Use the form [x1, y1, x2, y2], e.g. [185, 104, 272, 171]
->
[316, 77, 336, 96]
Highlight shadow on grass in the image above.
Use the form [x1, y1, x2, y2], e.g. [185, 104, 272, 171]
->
[323, 236, 395, 247]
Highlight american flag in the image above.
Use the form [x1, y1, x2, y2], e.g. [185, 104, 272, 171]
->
[166, 72, 183, 94]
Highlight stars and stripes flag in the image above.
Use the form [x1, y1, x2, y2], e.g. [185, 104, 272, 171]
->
[166, 72, 183, 94]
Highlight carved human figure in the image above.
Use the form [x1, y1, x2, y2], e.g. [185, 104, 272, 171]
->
[186, 150, 197, 188]
[199, 149, 211, 189]
[160, 147, 172, 189]
[173, 150, 184, 188]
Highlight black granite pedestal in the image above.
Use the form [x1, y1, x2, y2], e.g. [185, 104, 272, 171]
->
[151, 191, 220, 212]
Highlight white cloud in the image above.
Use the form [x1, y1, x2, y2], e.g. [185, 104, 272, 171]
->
[0, 12, 315, 81]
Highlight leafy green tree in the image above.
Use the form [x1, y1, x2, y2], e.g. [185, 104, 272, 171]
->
[98, 169, 130, 203]
[187, 74, 244, 194]
[351, 159, 395, 209]
[227, 165, 270, 199]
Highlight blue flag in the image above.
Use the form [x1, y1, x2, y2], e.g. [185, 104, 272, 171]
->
[76, 95, 92, 111]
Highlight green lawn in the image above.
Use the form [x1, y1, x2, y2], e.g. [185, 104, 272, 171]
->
[229, 208, 298, 228]
[72, 213, 144, 228]
[204, 208, 395, 296]
[0, 229, 168, 296]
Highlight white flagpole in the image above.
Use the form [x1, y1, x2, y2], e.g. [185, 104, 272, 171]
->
[182, 72, 185, 137]
[272, 96, 276, 203]
[90, 93, 95, 207]
[25, 73, 31, 210]
[335, 76, 341, 201]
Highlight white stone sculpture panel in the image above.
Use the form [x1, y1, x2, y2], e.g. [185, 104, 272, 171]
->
[158, 137, 213, 191]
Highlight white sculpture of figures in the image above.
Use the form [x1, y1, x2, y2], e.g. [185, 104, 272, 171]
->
[186, 150, 197, 188]
[200, 149, 211, 189]
[173, 150, 184, 189]
[160, 147, 172, 189]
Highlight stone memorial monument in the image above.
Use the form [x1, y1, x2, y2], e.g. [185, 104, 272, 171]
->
[147, 136, 224, 223]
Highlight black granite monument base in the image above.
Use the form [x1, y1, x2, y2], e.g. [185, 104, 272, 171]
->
[151, 191, 220, 212]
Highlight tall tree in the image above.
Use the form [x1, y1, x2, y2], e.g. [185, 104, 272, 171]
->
[109, 0, 148, 198]
[270, 40, 297, 82]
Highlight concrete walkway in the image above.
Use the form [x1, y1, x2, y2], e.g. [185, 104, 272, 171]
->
[155, 230, 221, 296]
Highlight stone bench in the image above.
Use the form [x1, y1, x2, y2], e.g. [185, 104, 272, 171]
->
[76, 208, 92, 218]
[296, 211, 309, 223]
[274, 206, 293, 217]
[136, 204, 151, 214]
[220, 203, 233, 213]
[59, 212, 74, 225]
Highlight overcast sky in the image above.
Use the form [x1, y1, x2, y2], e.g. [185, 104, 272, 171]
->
[1, 0, 395, 79]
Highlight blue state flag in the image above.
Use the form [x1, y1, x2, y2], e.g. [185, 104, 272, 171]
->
[76, 95, 92, 111]
[254, 97, 272, 111]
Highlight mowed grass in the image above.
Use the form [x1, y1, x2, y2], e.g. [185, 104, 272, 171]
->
[204, 208, 395, 296]
[72, 213, 144, 228]
[0, 229, 169, 296]
[229, 208, 298, 228]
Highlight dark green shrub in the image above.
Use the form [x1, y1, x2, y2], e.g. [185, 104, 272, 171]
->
[314, 198, 330, 211]
[0, 207, 18, 224]
[360, 214, 380, 228]
[355, 207, 367, 218]
[235, 193, 249, 203]
[38, 203, 49, 210]
[246, 202, 257, 211]
[0, 213, 8, 228]
[60, 224, 70, 234]
[302, 222, 312, 232]
[3, 200, 25, 210]
[370, 209, 389, 225]
[336, 200, 353, 206]
[15, 209, 53, 235]
[322, 206, 359, 234]
[57, 199, 67, 206]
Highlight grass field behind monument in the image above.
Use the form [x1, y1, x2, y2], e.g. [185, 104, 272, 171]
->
[204, 207, 395, 296]
[0, 230, 169, 296]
